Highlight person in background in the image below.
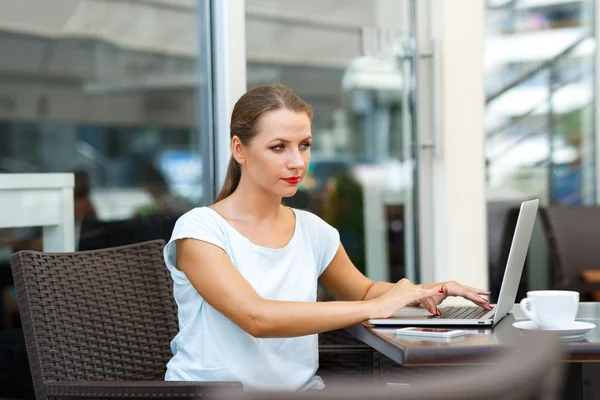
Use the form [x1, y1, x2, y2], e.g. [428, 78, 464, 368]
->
[73, 170, 97, 227]
[323, 173, 365, 275]
[163, 84, 492, 391]
[137, 164, 191, 217]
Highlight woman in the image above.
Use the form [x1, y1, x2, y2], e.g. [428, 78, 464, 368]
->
[163, 84, 492, 391]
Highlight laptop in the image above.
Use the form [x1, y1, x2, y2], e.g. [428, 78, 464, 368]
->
[368, 199, 539, 327]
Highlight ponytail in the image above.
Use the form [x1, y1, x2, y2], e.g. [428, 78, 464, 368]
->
[215, 156, 242, 202]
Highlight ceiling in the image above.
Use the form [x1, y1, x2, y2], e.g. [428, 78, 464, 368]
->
[0, 0, 587, 121]
[0, 0, 382, 84]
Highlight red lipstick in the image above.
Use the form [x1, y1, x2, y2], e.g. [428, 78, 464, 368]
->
[282, 176, 301, 185]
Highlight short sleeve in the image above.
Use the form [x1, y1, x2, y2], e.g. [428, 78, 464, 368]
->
[163, 208, 227, 281]
[297, 210, 340, 277]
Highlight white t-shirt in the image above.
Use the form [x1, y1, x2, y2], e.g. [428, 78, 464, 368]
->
[163, 206, 340, 391]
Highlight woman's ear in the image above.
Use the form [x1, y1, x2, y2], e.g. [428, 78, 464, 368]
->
[231, 136, 246, 165]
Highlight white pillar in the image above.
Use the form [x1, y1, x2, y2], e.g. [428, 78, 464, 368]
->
[429, 0, 488, 289]
[212, 0, 247, 193]
[596, 0, 600, 205]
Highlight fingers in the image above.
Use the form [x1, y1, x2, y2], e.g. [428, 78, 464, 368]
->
[445, 281, 490, 296]
[458, 287, 493, 310]
[415, 285, 438, 314]
[419, 281, 492, 311]
[420, 297, 440, 315]
[459, 285, 492, 310]
[463, 285, 492, 295]
[401, 285, 447, 313]
[444, 282, 491, 308]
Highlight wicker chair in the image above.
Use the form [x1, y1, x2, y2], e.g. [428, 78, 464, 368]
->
[317, 329, 381, 383]
[10, 240, 241, 400]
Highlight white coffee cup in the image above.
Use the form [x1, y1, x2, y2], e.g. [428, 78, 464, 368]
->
[519, 290, 579, 329]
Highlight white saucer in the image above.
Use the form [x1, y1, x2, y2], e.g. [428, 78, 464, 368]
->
[513, 320, 596, 340]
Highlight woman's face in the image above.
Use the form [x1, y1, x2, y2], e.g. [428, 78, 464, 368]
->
[237, 108, 312, 198]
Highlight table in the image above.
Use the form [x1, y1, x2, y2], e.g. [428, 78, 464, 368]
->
[345, 303, 600, 399]
[0, 173, 75, 252]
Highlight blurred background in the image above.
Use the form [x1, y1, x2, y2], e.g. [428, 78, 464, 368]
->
[0, 0, 599, 396]
[0, 0, 597, 294]
[486, 0, 595, 206]
[0, 0, 596, 289]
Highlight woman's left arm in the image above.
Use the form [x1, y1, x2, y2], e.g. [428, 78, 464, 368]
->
[318, 244, 492, 314]
[318, 244, 392, 302]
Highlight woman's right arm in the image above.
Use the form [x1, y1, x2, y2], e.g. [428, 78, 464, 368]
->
[176, 238, 441, 338]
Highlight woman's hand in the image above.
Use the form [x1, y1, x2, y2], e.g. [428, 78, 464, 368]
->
[412, 281, 492, 315]
[370, 279, 446, 319]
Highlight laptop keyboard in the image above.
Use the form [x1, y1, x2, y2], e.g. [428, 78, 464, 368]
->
[437, 306, 491, 320]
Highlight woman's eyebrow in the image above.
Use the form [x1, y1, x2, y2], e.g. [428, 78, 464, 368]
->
[269, 136, 312, 143]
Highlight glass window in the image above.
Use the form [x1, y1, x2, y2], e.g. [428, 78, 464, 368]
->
[0, 0, 212, 221]
[245, 0, 419, 283]
[0, 0, 212, 263]
[485, 0, 596, 206]
[484, 0, 596, 296]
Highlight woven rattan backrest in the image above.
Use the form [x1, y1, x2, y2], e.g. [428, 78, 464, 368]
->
[10, 240, 177, 399]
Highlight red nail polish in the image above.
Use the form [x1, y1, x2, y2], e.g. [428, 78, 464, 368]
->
[438, 285, 445, 294]
[484, 299, 489, 302]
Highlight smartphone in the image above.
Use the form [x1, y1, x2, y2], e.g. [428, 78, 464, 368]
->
[394, 327, 465, 338]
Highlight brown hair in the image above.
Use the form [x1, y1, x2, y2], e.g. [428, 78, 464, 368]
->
[215, 83, 313, 202]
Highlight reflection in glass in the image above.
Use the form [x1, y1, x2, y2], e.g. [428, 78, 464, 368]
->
[485, 0, 596, 206]
[246, 0, 419, 283]
[0, 1, 210, 220]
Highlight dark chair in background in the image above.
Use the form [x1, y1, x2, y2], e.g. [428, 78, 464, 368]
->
[10, 240, 241, 399]
[487, 200, 529, 303]
[318, 330, 380, 383]
[541, 206, 600, 301]
[78, 214, 179, 251]
[247, 332, 565, 400]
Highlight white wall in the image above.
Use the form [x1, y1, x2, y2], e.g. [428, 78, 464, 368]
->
[430, 0, 488, 289]
[596, 0, 600, 204]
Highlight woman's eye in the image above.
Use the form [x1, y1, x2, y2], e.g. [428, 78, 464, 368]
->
[271, 144, 284, 151]
[300, 142, 311, 150]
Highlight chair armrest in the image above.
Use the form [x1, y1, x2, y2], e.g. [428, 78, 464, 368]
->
[582, 269, 600, 283]
[46, 380, 242, 399]
[581, 270, 600, 301]
[572, 280, 600, 293]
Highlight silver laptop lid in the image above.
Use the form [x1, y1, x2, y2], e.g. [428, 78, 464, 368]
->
[492, 199, 539, 325]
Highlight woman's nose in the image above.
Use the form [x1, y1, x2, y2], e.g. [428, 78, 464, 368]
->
[287, 149, 305, 169]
